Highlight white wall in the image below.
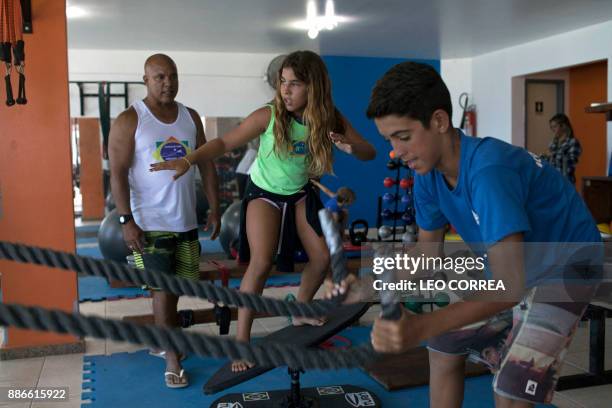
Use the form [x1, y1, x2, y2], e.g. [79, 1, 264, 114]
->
[440, 58, 473, 129]
[446, 20, 612, 171]
[68, 49, 278, 119]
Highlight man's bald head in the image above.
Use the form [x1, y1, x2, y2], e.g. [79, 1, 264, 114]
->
[143, 54, 179, 104]
[144, 54, 176, 74]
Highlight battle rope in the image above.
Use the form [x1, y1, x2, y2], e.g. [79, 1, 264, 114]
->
[0, 241, 339, 318]
[0, 302, 376, 370]
[0, 211, 381, 370]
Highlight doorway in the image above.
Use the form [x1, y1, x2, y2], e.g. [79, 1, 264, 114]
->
[525, 80, 565, 155]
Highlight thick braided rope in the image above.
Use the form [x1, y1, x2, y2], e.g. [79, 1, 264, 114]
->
[0, 302, 375, 370]
[318, 209, 346, 281]
[0, 241, 337, 318]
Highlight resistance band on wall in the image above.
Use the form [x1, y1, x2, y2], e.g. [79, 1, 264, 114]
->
[99, 82, 111, 159]
[0, 0, 26, 106]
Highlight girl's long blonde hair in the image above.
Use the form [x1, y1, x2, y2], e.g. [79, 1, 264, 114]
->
[273, 50, 344, 177]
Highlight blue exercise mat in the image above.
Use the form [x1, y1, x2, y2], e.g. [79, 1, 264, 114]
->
[77, 238, 149, 302]
[76, 224, 101, 232]
[80, 326, 553, 407]
[217, 274, 302, 289]
[78, 276, 150, 302]
[78, 274, 301, 303]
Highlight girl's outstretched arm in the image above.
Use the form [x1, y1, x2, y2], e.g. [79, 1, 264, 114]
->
[150, 106, 270, 179]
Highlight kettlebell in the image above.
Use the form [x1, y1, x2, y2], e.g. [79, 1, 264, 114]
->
[349, 219, 369, 246]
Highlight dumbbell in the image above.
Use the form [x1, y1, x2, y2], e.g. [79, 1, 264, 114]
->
[401, 212, 415, 224]
[378, 225, 393, 239]
[401, 194, 413, 205]
[382, 193, 397, 203]
[402, 231, 417, 243]
[383, 177, 396, 188]
[380, 208, 395, 220]
[399, 178, 414, 190]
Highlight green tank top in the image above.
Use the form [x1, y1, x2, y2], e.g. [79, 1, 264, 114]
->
[250, 106, 309, 195]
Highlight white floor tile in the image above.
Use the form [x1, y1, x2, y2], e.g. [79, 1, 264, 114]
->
[37, 355, 84, 389]
[564, 349, 612, 371]
[551, 391, 586, 408]
[0, 402, 30, 408]
[31, 400, 82, 408]
[105, 340, 147, 356]
[0, 357, 44, 386]
[78, 301, 106, 319]
[84, 337, 105, 356]
[556, 384, 612, 408]
[105, 298, 152, 319]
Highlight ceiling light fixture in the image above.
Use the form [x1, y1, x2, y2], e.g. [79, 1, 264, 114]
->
[66, 5, 87, 19]
[305, 0, 339, 39]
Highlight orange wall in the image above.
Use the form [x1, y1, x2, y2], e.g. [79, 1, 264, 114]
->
[78, 118, 105, 221]
[569, 61, 608, 192]
[0, 1, 78, 348]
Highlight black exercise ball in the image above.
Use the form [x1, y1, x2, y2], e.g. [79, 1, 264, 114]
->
[219, 201, 242, 258]
[105, 191, 116, 212]
[98, 208, 131, 263]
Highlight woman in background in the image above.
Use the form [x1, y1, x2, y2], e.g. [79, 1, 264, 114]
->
[544, 113, 582, 185]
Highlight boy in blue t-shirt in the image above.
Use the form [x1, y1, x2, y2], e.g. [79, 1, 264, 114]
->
[311, 179, 355, 239]
[328, 62, 601, 407]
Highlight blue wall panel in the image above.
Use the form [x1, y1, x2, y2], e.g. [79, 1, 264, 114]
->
[321, 55, 440, 226]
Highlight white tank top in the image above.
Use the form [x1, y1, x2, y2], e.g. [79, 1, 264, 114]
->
[129, 100, 198, 232]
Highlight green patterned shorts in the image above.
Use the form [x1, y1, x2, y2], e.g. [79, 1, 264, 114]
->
[132, 229, 200, 289]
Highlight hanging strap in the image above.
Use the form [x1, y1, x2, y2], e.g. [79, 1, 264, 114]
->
[0, 0, 15, 106]
[11, 0, 25, 104]
[0, 0, 26, 106]
[99, 82, 112, 159]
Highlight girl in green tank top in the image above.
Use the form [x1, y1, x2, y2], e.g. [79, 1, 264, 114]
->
[151, 50, 376, 372]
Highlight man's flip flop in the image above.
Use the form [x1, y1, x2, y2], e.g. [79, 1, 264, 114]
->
[164, 369, 189, 389]
[150, 350, 186, 361]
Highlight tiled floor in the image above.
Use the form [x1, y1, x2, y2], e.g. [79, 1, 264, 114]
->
[1, 287, 611, 407]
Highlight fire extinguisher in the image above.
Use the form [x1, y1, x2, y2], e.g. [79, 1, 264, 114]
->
[465, 106, 477, 136]
[459, 92, 477, 136]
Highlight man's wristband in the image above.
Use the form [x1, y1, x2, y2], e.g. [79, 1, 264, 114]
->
[181, 156, 192, 167]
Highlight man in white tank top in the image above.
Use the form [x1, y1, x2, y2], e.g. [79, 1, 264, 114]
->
[108, 54, 220, 388]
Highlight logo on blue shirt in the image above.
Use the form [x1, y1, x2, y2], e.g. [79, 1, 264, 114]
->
[527, 151, 543, 168]
[291, 141, 307, 156]
[471, 210, 480, 226]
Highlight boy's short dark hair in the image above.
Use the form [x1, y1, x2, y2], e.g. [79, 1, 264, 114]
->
[366, 62, 452, 128]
